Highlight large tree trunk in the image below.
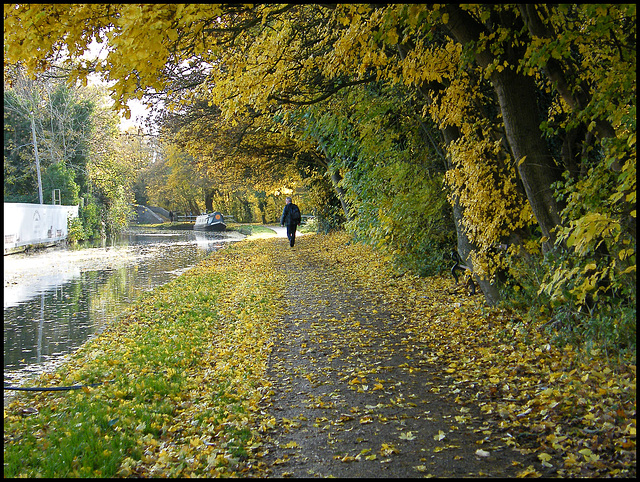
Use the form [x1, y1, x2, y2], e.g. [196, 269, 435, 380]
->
[398, 40, 502, 304]
[403, 31, 503, 305]
[204, 188, 215, 213]
[518, 4, 621, 174]
[491, 68, 564, 246]
[442, 5, 564, 249]
[329, 169, 351, 222]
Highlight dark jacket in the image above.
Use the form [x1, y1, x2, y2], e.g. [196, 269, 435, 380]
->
[280, 203, 300, 226]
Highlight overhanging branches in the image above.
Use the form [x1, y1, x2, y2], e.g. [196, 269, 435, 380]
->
[268, 76, 376, 105]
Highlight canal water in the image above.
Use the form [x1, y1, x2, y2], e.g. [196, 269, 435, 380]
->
[3, 228, 245, 389]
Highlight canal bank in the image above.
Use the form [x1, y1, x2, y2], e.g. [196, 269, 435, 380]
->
[3, 224, 296, 392]
[3, 228, 246, 391]
[4, 234, 290, 477]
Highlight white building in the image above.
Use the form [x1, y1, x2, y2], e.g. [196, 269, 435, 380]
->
[4, 203, 78, 254]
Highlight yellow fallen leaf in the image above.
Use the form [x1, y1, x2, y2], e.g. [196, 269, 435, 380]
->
[380, 443, 399, 456]
[538, 452, 553, 467]
[578, 448, 600, 463]
[517, 465, 541, 477]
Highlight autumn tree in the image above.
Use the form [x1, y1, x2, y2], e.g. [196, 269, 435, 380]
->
[5, 4, 634, 348]
[289, 80, 456, 274]
[308, 4, 635, 312]
[4, 65, 86, 204]
[4, 86, 37, 203]
[143, 143, 204, 215]
[3, 63, 152, 238]
[154, 95, 315, 222]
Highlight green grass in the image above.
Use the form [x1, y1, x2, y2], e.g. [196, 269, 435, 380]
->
[227, 223, 278, 237]
[4, 239, 286, 477]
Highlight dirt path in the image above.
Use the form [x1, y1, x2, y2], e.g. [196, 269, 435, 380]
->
[257, 238, 541, 477]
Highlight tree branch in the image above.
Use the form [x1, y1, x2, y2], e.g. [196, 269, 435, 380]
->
[267, 76, 376, 105]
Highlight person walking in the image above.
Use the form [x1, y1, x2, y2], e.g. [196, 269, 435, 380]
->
[280, 196, 301, 247]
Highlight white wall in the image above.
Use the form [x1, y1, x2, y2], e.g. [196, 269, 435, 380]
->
[4, 203, 78, 253]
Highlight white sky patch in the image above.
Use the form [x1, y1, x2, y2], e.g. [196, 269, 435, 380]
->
[82, 38, 152, 133]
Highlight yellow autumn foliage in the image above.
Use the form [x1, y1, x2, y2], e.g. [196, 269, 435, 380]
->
[4, 3, 634, 350]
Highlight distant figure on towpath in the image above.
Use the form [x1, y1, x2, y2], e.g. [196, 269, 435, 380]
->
[280, 196, 301, 247]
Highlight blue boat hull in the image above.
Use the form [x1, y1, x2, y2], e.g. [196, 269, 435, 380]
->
[194, 212, 227, 231]
[194, 222, 226, 232]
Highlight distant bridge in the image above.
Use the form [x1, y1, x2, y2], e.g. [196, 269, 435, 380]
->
[133, 205, 237, 224]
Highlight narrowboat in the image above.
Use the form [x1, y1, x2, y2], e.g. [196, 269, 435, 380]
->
[194, 212, 226, 231]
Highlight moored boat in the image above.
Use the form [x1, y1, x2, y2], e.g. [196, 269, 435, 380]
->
[194, 212, 226, 231]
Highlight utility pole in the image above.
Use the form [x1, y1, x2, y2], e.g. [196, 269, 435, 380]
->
[30, 110, 43, 204]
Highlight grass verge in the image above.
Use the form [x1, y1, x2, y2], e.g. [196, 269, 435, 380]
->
[226, 223, 278, 237]
[4, 237, 287, 477]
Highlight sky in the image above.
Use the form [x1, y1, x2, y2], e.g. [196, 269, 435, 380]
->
[119, 99, 150, 132]
[83, 39, 151, 133]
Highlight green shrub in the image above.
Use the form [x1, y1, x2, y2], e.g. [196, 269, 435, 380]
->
[67, 216, 85, 243]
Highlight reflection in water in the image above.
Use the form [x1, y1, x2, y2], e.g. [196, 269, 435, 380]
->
[3, 229, 243, 387]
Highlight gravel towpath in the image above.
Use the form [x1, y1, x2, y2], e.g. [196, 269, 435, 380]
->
[256, 236, 540, 478]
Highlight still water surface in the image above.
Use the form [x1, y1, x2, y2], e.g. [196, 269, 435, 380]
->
[3, 228, 244, 388]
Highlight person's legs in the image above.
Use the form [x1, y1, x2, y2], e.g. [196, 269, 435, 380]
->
[286, 224, 296, 247]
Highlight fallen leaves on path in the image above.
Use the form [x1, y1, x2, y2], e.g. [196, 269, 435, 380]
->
[4, 232, 636, 478]
[259, 232, 636, 478]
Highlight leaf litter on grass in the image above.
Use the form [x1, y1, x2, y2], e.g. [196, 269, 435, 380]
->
[4, 239, 287, 477]
[4, 232, 636, 478]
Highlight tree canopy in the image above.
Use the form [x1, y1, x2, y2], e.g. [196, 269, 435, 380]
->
[3, 64, 154, 237]
[5, 4, 635, 350]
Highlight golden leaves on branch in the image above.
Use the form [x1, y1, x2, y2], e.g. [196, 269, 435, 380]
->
[4, 4, 227, 115]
